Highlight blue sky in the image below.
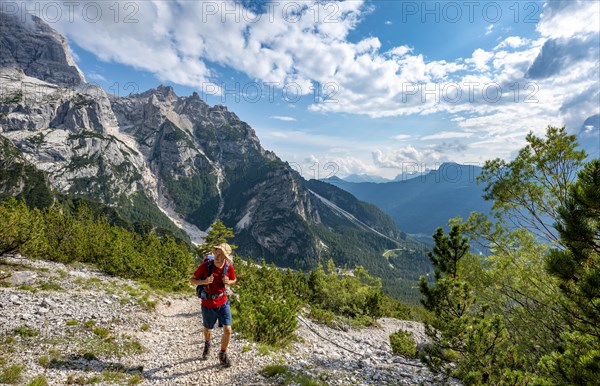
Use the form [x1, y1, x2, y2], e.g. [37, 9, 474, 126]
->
[16, 0, 600, 179]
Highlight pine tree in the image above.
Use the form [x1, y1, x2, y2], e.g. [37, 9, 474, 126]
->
[195, 219, 236, 259]
[420, 226, 516, 385]
[543, 159, 600, 384]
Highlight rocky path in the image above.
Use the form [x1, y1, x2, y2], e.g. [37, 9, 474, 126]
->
[0, 255, 457, 385]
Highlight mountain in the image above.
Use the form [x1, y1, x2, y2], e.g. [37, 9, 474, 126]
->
[325, 163, 494, 241]
[0, 12, 431, 301]
[342, 174, 391, 183]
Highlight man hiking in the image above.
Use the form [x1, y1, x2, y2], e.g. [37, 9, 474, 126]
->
[190, 243, 237, 367]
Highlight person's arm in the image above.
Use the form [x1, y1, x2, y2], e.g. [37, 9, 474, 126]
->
[190, 276, 213, 286]
[190, 264, 213, 285]
[223, 266, 237, 285]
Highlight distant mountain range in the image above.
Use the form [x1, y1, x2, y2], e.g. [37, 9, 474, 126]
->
[326, 120, 598, 243]
[341, 171, 429, 184]
[324, 163, 494, 242]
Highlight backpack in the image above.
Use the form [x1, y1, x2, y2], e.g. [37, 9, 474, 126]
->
[195, 254, 230, 299]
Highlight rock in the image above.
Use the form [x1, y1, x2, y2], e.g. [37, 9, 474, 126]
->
[103, 298, 112, 305]
[0, 13, 85, 86]
[41, 298, 56, 309]
[21, 313, 33, 320]
[5, 270, 37, 286]
[37, 307, 49, 314]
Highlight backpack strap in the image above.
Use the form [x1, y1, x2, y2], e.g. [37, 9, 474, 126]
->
[222, 262, 229, 278]
[207, 259, 214, 277]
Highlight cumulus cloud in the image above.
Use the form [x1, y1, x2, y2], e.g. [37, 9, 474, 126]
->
[495, 36, 530, 50]
[537, 0, 600, 39]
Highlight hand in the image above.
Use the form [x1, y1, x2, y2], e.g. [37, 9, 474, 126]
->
[223, 276, 229, 285]
[205, 276, 214, 285]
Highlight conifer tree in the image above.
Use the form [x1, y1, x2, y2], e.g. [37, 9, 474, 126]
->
[195, 219, 236, 259]
[543, 159, 600, 384]
[420, 226, 514, 384]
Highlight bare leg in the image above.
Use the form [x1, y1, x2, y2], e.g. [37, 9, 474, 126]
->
[204, 328, 212, 342]
[221, 326, 232, 350]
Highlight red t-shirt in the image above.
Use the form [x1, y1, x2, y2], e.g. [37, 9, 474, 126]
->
[193, 261, 236, 308]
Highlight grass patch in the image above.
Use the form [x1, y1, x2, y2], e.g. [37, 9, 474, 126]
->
[38, 355, 49, 369]
[0, 364, 24, 384]
[66, 319, 79, 326]
[39, 282, 63, 291]
[257, 344, 275, 356]
[136, 293, 157, 310]
[140, 323, 150, 332]
[260, 364, 326, 386]
[18, 284, 36, 292]
[261, 364, 288, 377]
[92, 327, 110, 339]
[26, 375, 48, 386]
[242, 344, 252, 353]
[14, 326, 38, 338]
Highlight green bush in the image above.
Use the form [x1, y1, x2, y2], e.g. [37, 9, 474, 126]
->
[233, 260, 301, 347]
[307, 261, 384, 326]
[390, 329, 417, 358]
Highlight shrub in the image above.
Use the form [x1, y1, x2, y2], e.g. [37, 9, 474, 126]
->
[390, 329, 417, 359]
[233, 260, 301, 347]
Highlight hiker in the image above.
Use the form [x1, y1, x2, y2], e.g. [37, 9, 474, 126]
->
[190, 243, 237, 367]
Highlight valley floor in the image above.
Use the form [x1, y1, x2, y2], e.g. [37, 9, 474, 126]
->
[0, 255, 457, 386]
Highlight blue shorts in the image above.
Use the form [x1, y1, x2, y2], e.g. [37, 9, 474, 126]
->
[201, 300, 232, 329]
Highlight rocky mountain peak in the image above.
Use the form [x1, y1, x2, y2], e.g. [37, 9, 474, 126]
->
[0, 11, 85, 86]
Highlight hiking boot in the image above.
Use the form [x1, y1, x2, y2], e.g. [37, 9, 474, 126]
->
[218, 350, 231, 367]
[201, 342, 211, 360]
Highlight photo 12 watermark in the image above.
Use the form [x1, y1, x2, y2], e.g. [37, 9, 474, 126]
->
[0, 1, 349, 25]
[397, 1, 540, 24]
[0, 1, 140, 23]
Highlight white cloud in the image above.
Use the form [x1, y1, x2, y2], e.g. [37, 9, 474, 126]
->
[86, 71, 106, 82]
[467, 48, 493, 71]
[387, 45, 412, 57]
[421, 131, 473, 140]
[485, 24, 494, 36]
[384, 20, 392, 25]
[495, 36, 529, 50]
[537, 1, 600, 39]
[392, 134, 411, 141]
[270, 116, 296, 121]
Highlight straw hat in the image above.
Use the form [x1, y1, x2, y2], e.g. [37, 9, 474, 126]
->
[213, 243, 233, 261]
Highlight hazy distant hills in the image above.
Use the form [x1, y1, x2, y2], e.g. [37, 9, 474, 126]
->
[325, 163, 494, 241]
[578, 114, 600, 160]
